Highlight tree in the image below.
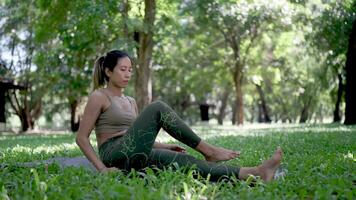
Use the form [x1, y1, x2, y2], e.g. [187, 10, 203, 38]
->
[152, 4, 235, 124]
[310, 0, 356, 123]
[34, 0, 127, 131]
[134, 0, 156, 112]
[344, 19, 356, 125]
[183, 0, 292, 125]
[0, 0, 45, 132]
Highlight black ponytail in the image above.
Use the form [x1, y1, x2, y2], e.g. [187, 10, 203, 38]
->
[92, 56, 106, 91]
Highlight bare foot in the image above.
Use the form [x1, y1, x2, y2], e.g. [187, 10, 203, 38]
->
[204, 146, 240, 162]
[258, 147, 283, 182]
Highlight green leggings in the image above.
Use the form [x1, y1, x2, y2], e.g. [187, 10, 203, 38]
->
[99, 101, 240, 181]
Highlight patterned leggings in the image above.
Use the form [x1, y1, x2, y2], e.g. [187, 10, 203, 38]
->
[99, 101, 240, 181]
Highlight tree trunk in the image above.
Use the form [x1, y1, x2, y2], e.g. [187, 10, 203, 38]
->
[233, 63, 244, 125]
[225, 30, 244, 125]
[254, 83, 271, 123]
[333, 73, 344, 123]
[344, 19, 356, 125]
[7, 89, 37, 132]
[299, 106, 309, 123]
[217, 87, 230, 125]
[20, 111, 29, 132]
[250, 103, 255, 123]
[70, 100, 80, 132]
[20, 107, 34, 132]
[231, 100, 236, 125]
[180, 95, 191, 114]
[134, 0, 156, 112]
[257, 102, 263, 123]
[8, 92, 41, 132]
[121, 0, 130, 48]
[299, 97, 312, 123]
[0, 88, 5, 123]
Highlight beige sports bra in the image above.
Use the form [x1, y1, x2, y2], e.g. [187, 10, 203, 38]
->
[95, 91, 137, 134]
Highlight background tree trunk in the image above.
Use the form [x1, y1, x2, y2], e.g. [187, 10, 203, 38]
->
[7, 90, 28, 132]
[70, 99, 80, 132]
[233, 62, 244, 125]
[333, 73, 344, 123]
[299, 97, 312, 123]
[6, 87, 42, 132]
[121, 0, 130, 48]
[0, 88, 5, 123]
[231, 100, 237, 125]
[255, 83, 271, 123]
[20, 107, 33, 132]
[344, 19, 356, 125]
[257, 102, 263, 123]
[134, 0, 156, 112]
[217, 87, 230, 125]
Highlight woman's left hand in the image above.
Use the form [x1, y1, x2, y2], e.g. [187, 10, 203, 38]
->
[165, 144, 186, 153]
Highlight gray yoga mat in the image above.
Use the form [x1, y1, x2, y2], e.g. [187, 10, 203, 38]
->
[2, 156, 96, 171]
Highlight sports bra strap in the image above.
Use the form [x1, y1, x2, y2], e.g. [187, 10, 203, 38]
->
[126, 97, 138, 115]
[100, 89, 113, 103]
[126, 96, 133, 105]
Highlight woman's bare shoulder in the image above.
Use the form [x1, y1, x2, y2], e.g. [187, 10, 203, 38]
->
[88, 89, 107, 105]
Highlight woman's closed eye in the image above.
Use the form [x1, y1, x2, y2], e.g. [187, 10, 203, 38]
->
[120, 67, 132, 72]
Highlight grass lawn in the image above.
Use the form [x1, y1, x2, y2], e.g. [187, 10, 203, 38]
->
[0, 124, 355, 199]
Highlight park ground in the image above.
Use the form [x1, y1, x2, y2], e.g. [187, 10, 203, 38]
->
[0, 123, 355, 199]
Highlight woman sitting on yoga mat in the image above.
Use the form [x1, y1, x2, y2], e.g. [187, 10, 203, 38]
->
[76, 50, 283, 182]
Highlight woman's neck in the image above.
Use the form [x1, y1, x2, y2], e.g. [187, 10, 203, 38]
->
[106, 84, 124, 97]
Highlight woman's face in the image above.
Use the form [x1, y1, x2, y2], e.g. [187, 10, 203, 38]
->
[106, 57, 132, 88]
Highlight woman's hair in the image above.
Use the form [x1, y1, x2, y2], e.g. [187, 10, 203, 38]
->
[92, 50, 131, 90]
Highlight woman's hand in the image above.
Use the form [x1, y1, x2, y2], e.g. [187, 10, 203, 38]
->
[165, 144, 186, 153]
[99, 167, 118, 173]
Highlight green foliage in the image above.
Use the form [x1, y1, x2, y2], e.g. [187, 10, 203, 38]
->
[310, 0, 356, 67]
[1, 0, 356, 126]
[34, 0, 122, 103]
[308, 0, 356, 113]
[1, 124, 355, 199]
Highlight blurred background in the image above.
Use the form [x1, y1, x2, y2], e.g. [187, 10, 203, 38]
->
[0, 0, 355, 133]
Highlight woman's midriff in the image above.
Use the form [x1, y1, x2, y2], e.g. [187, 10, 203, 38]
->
[96, 130, 127, 147]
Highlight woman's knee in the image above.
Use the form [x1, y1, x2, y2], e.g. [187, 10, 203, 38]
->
[148, 100, 170, 112]
[151, 100, 168, 107]
[128, 153, 149, 169]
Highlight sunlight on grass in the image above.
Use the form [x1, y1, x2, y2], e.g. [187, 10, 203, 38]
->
[0, 134, 65, 141]
[343, 152, 356, 162]
[157, 123, 355, 142]
[6, 143, 78, 154]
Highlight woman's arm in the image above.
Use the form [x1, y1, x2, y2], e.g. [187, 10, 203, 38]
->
[76, 92, 111, 171]
[153, 142, 167, 149]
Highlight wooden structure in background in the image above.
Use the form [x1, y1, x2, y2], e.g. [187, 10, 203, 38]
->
[0, 77, 27, 129]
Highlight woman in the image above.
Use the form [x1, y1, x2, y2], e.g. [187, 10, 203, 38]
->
[76, 50, 282, 182]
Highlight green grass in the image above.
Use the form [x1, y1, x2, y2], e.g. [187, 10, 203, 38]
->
[1, 124, 355, 199]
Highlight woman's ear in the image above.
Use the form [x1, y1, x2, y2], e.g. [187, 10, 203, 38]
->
[105, 68, 111, 78]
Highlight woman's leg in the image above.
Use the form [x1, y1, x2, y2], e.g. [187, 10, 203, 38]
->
[99, 101, 237, 169]
[238, 147, 283, 181]
[147, 149, 240, 182]
[99, 100, 282, 181]
[148, 147, 282, 182]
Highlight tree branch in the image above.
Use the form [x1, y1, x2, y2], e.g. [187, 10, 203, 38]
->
[7, 90, 20, 116]
[242, 24, 260, 65]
